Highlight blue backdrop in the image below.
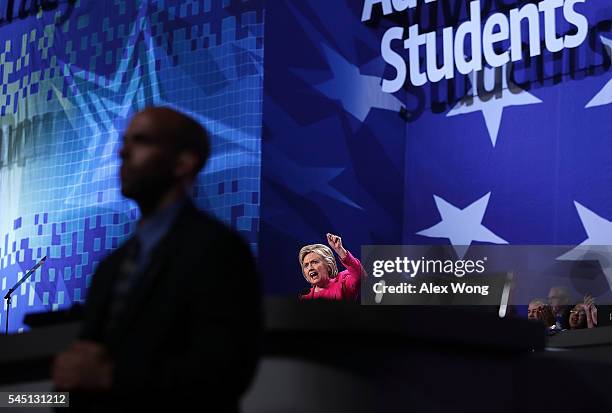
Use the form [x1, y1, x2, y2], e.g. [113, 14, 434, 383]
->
[1, 0, 611, 331]
[0, 0, 264, 332]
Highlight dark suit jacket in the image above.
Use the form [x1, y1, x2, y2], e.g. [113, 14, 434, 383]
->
[76, 201, 261, 411]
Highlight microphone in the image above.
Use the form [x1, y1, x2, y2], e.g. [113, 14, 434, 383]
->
[4, 256, 48, 334]
[4, 256, 48, 299]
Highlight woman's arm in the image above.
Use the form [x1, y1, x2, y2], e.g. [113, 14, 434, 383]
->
[339, 250, 364, 300]
[327, 233, 364, 300]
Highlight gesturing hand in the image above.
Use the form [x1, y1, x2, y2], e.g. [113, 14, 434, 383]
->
[326, 233, 347, 260]
[584, 294, 598, 328]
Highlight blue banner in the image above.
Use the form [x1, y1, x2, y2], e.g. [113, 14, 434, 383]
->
[260, 0, 612, 300]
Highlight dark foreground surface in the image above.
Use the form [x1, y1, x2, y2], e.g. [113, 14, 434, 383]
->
[0, 300, 610, 412]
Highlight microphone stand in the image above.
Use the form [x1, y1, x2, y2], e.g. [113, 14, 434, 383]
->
[4, 256, 47, 334]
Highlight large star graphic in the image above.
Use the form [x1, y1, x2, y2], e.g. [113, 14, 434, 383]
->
[285, 2, 403, 123]
[55, 1, 260, 213]
[54, 4, 165, 211]
[313, 44, 404, 122]
[585, 36, 612, 109]
[264, 99, 362, 210]
[447, 64, 542, 146]
[416, 192, 508, 258]
[557, 201, 612, 290]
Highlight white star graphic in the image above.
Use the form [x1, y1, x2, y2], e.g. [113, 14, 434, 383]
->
[314, 44, 404, 122]
[447, 64, 542, 146]
[416, 192, 508, 258]
[585, 36, 612, 109]
[557, 201, 612, 290]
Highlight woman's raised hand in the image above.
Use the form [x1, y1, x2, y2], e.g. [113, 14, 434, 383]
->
[326, 233, 347, 259]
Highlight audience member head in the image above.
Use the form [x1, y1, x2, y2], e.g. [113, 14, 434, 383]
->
[547, 286, 571, 315]
[528, 299, 545, 321]
[569, 303, 588, 329]
[527, 298, 555, 327]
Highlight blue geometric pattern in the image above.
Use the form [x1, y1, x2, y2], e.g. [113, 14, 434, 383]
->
[0, 0, 264, 332]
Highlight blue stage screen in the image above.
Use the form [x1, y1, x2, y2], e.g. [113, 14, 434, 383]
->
[0, 0, 264, 332]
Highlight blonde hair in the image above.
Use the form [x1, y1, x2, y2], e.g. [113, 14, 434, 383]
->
[298, 244, 338, 281]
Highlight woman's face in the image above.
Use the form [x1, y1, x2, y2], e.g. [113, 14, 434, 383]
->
[302, 252, 330, 287]
[569, 305, 586, 329]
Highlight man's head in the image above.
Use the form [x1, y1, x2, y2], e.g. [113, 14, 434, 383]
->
[527, 299, 546, 321]
[527, 298, 555, 327]
[547, 286, 570, 315]
[119, 107, 210, 207]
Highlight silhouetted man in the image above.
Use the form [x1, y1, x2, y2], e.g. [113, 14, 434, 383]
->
[52, 107, 261, 412]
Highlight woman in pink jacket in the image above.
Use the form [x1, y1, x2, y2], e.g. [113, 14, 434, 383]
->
[298, 233, 364, 301]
